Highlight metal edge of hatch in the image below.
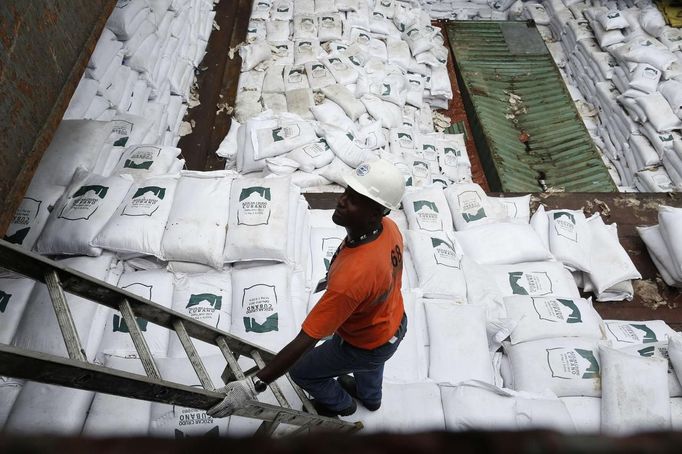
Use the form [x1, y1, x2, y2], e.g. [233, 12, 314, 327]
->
[446, 20, 618, 193]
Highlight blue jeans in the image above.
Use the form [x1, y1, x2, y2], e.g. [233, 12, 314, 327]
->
[290, 314, 407, 411]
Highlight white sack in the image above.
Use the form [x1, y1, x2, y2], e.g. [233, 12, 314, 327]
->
[231, 263, 295, 352]
[92, 175, 178, 258]
[161, 171, 233, 268]
[489, 262, 580, 298]
[604, 319, 677, 347]
[547, 209, 592, 272]
[98, 269, 173, 358]
[406, 230, 467, 301]
[620, 341, 682, 397]
[35, 169, 134, 256]
[3, 182, 64, 249]
[600, 345, 671, 434]
[505, 338, 603, 397]
[504, 295, 604, 345]
[224, 177, 297, 263]
[425, 302, 494, 385]
[0, 273, 35, 344]
[402, 186, 454, 233]
[444, 183, 499, 231]
[455, 223, 552, 265]
[167, 271, 232, 358]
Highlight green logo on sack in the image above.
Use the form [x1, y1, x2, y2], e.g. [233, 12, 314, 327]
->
[637, 345, 656, 357]
[272, 127, 285, 142]
[553, 211, 578, 242]
[414, 200, 441, 231]
[238, 186, 272, 226]
[458, 191, 486, 223]
[122, 186, 166, 217]
[58, 185, 109, 221]
[431, 237, 461, 268]
[630, 323, 658, 343]
[112, 314, 148, 332]
[547, 347, 600, 379]
[349, 55, 362, 66]
[576, 349, 600, 378]
[175, 426, 219, 439]
[124, 159, 154, 170]
[509, 271, 552, 296]
[382, 84, 391, 95]
[444, 147, 461, 157]
[533, 298, 582, 323]
[133, 186, 166, 200]
[0, 290, 11, 312]
[413, 200, 438, 213]
[186, 293, 222, 310]
[4, 196, 41, 245]
[242, 284, 279, 333]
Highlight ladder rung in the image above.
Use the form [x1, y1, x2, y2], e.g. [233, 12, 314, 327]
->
[172, 319, 214, 391]
[44, 271, 87, 362]
[251, 350, 290, 409]
[118, 299, 161, 380]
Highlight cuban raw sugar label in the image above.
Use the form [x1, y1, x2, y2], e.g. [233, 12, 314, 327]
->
[123, 145, 162, 170]
[300, 17, 315, 32]
[274, 43, 289, 57]
[328, 57, 348, 72]
[58, 185, 109, 221]
[413, 200, 442, 231]
[310, 63, 328, 79]
[547, 347, 600, 379]
[121, 186, 166, 217]
[397, 132, 414, 148]
[422, 143, 438, 161]
[287, 67, 305, 83]
[502, 201, 518, 219]
[508, 271, 553, 296]
[4, 197, 42, 245]
[457, 190, 487, 223]
[412, 160, 430, 179]
[431, 237, 461, 268]
[606, 322, 659, 344]
[533, 298, 582, 324]
[109, 119, 134, 147]
[443, 147, 462, 167]
[242, 284, 278, 333]
[184, 293, 222, 326]
[237, 186, 272, 226]
[553, 211, 578, 242]
[321, 237, 343, 271]
[303, 140, 329, 158]
[320, 15, 336, 29]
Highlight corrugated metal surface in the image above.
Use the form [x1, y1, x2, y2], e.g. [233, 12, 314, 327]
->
[447, 21, 618, 193]
[0, 0, 116, 235]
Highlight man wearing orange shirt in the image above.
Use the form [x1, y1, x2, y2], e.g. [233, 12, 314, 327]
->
[208, 159, 407, 418]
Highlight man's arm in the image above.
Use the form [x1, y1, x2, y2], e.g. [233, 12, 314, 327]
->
[255, 330, 319, 383]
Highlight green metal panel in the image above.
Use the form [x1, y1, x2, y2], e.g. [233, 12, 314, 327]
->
[447, 21, 617, 193]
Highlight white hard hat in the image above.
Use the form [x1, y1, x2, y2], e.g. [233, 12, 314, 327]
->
[343, 159, 406, 211]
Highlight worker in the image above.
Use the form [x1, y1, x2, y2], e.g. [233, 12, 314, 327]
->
[208, 159, 407, 418]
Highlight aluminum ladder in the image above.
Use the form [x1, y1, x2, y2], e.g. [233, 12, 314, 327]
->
[0, 240, 362, 436]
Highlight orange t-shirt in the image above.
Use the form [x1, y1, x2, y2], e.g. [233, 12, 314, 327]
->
[302, 217, 404, 349]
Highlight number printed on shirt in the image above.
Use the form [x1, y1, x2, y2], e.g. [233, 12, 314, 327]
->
[391, 245, 402, 268]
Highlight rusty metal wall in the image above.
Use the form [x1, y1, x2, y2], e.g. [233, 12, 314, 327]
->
[0, 0, 115, 235]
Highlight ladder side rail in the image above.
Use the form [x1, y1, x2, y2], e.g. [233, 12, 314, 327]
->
[173, 319, 215, 391]
[0, 344, 361, 432]
[0, 240, 274, 361]
[44, 270, 87, 362]
[251, 350, 291, 409]
[119, 299, 162, 380]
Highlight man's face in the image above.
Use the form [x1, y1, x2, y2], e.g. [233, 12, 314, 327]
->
[332, 186, 374, 228]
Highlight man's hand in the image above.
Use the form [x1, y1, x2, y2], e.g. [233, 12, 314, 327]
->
[207, 378, 257, 418]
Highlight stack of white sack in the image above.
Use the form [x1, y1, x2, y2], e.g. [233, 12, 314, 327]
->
[63, 0, 216, 148]
[223, 0, 469, 190]
[638, 205, 682, 287]
[529, 205, 640, 301]
[6, 117, 187, 252]
[536, 0, 682, 192]
[418, 0, 507, 20]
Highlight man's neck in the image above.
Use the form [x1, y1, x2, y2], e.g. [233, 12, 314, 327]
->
[345, 219, 383, 246]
